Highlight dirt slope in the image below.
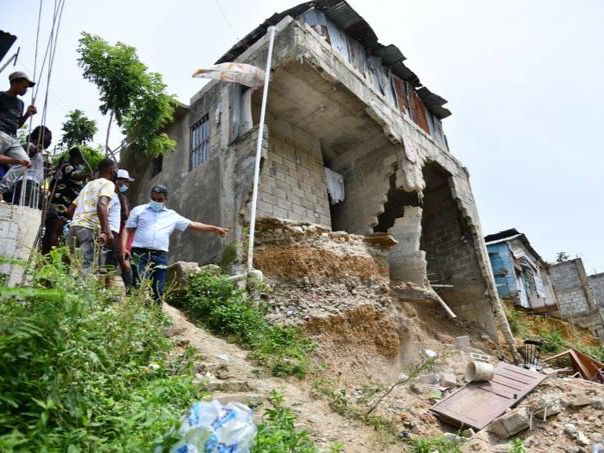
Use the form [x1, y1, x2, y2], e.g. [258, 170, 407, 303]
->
[163, 303, 401, 452]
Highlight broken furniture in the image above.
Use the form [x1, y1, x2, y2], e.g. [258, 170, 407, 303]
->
[542, 348, 604, 383]
[430, 362, 547, 430]
[520, 339, 543, 370]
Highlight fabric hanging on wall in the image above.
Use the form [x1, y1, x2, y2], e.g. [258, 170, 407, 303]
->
[324, 167, 345, 204]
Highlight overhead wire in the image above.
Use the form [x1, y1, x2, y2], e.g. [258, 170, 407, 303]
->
[214, 0, 240, 41]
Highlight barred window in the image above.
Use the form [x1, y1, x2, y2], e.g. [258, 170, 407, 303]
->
[190, 114, 210, 170]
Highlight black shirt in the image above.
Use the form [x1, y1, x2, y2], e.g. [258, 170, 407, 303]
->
[0, 92, 24, 137]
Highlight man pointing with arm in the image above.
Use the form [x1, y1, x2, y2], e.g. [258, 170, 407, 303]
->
[123, 184, 228, 301]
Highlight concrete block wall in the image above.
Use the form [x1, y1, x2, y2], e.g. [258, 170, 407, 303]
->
[550, 259, 595, 317]
[256, 125, 331, 227]
[0, 204, 41, 286]
[420, 167, 488, 324]
[387, 206, 427, 284]
[588, 273, 604, 308]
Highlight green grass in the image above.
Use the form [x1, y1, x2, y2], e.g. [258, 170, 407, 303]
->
[0, 249, 202, 451]
[540, 330, 566, 354]
[169, 269, 314, 378]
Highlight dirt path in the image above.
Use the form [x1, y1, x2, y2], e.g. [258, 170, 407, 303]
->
[163, 303, 402, 452]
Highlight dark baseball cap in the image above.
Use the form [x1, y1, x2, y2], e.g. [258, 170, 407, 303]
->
[151, 184, 168, 196]
[9, 71, 35, 87]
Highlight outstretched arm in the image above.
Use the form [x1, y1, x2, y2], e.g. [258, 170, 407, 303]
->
[187, 221, 229, 236]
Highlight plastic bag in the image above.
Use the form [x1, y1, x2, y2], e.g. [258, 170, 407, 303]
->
[169, 400, 257, 453]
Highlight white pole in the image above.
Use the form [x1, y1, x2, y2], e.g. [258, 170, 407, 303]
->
[247, 25, 277, 273]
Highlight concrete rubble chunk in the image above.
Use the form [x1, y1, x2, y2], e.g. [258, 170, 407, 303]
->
[487, 407, 530, 439]
[417, 373, 440, 385]
[564, 423, 577, 436]
[569, 395, 593, 408]
[440, 372, 458, 388]
[167, 261, 200, 289]
[455, 335, 471, 349]
[575, 431, 589, 446]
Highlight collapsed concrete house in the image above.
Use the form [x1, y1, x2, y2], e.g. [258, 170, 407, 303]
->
[485, 229, 558, 313]
[122, 1, 511, 339]
[549, 258, 604, 338]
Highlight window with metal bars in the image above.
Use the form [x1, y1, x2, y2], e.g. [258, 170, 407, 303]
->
[190, 114, 210, 170]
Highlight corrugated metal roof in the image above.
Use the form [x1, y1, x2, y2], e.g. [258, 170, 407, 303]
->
[215, 1, 451, 119]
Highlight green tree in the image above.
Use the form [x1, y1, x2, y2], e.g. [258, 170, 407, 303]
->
[77, 32, 176, 157]
[60, 109, 97, 148]
[556, 252, 570, 263]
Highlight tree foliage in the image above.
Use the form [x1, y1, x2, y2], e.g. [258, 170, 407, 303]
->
[556, 251, 570, 263]
[77, 33, 176, 157]
[60, 109, 97, 148]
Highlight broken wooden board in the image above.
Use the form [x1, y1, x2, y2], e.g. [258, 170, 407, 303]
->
[430, 362, 547, 430]
[542, 348, 604, 382]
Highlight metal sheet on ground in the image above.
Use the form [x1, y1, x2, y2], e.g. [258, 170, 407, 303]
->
[430, 363, 547, 430]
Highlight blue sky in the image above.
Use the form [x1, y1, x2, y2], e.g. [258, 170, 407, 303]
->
[3, 0, 604, 271]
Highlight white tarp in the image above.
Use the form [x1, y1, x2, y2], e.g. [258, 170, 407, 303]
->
[324, 167, 345, 204]
[192, 63, 265, 90]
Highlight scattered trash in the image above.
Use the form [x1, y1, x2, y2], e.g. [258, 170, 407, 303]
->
[424, 349, 437, 358]
[216, 354, 231, 363]
[428, 389, 443, 401]
[465, 361, 495, 382]
[166, 400, 256, 452]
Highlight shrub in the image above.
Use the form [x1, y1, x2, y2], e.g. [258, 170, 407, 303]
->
[0, 250, 201, 451]
[171, 270, 314, 378]
[540, 330, 566, 354]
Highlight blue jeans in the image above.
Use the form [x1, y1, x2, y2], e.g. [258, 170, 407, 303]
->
[131, 248, 168, 302]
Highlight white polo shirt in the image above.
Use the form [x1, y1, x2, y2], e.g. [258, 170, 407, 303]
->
[108, 193, 121, 233]
[126, 203, 191, 252]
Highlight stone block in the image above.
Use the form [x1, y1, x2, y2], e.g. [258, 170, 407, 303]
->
[455, 335, 471, 348]
[488, 408, 530, 439]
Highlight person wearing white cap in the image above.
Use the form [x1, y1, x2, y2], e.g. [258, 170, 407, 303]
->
[104, 169, 135, 286]
[0, 71, 37, 172]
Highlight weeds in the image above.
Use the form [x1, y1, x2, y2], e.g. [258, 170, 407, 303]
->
[505, 304, 529, 336]
[170, 269, 314, 378]
[252, 390, 318, 453]
[0, 249, 202, 451]
[541, 330, 566, 354]
[410, 435, 462, 453]
[509, 438, 526, 453]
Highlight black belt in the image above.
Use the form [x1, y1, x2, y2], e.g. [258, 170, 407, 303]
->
[131, 247, 168, 257]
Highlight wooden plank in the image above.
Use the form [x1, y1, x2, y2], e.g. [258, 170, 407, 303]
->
[430, 363, 547, 430]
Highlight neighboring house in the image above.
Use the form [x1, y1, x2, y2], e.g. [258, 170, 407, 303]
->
[485, 229, 558, 313]
[588, 272, 604, 309]
[121, 1, 505, 335]
[550, 259, 604, 338]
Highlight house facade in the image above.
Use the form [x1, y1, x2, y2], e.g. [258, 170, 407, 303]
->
[121, 1, 507, 335]
[485, 229, 558, 312]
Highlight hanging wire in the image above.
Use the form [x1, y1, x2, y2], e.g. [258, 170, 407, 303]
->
[214, 0, 240, 41]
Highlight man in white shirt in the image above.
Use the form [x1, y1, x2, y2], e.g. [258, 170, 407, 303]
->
[104, 169, 134, 285]
[123, 184, 228, 301]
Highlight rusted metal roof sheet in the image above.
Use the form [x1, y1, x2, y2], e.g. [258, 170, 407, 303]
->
[215, 1, 451, 119]
[430, 363, 547, 430]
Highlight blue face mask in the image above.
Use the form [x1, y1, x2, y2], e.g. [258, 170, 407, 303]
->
[149, 200, 164, 212]
[119, 184, 128, 193]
